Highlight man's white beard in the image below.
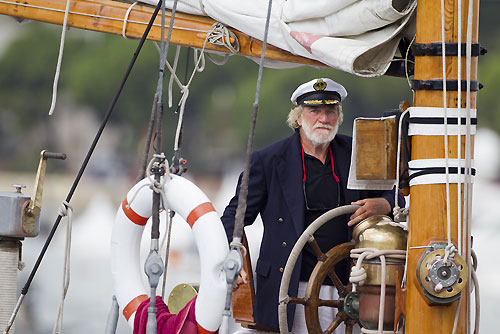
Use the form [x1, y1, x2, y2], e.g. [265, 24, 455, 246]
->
[301, 119, 339, 147]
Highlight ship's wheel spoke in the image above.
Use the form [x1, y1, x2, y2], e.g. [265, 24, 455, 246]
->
[327, 269, 347, 297]
[323, 314, 344, 334]
[288, 296, 307, 305]
[318, 298, 342, 308]
[345, 320, 355, 334]
[309, 237, 328, 262]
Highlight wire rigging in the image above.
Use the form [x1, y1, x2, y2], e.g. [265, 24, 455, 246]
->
[2, 2, 164, 332]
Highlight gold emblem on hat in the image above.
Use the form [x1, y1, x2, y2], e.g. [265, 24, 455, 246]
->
[313, 79, 327, 91]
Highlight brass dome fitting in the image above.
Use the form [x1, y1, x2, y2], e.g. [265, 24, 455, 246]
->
[352, 215, 408, 286]
[352, 215, 408, 253]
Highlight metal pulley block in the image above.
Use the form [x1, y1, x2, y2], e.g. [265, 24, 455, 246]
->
[416, 243, 468, 304]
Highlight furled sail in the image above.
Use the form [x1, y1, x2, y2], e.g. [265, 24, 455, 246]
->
[138, 0, 417, 76]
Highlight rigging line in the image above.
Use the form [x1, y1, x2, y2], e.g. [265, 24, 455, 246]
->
[150, 0, 177, 240]
[172, 46, 191, 154]
[161, 210, 174, 298]
[3, 3, 163, 332]
[52, 201, 73, 334]
[465, 1, 474, 332]
[405, 35, 416, 90]
[145, 5, 179, 330]
[135, 95, 159, 183]
[168, 46, 182, 108]
[47, 0, 71, 116]
[0, 0, 208, 34]
[232, 0, 273, 242]
[457, 0, 462, 257]
[440, 0, 452, 247]
[122, 1, 139, 39]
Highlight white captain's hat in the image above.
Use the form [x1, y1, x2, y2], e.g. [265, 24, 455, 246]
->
[291, 78, 348, 106]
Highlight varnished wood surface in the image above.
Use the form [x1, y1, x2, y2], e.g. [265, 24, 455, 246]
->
[355, 118, 397, 180]
[406, 0, 479, 333]
[0, 0, 325, 67]
[231, 234, 257, 326]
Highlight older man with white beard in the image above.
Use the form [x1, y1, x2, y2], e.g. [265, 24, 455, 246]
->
[221, 78, 404, 333]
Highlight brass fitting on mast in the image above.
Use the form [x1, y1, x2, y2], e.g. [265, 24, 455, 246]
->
[416, 242, 468, 305]
[21, 150, 66, 234]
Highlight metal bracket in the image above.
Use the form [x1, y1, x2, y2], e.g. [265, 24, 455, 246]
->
[411, 79, 482, 91]
[170, 151, 188, 175]
[412, 42, 486, 57]
[22, 150, 66, 234]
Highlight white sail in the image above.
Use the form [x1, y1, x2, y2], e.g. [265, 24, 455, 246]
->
[139, 0, 416, 76]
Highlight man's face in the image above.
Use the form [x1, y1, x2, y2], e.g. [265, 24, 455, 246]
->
[298, 105, 340, 146]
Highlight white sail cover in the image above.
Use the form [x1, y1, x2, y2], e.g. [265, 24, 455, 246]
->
[140, 0, 416, 77]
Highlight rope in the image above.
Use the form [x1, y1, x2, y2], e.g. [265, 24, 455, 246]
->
[221, 2, 273, 333]
[52, 201, 73, 334]
[168, 46, 182, 108]
[350, 248, 406, 334]
[206, 22, 240, 54]
[232, 0, 273, 242]
[3, 4, 163, 331]
[452, 296, 462, 334]
[404, 35, 416, 90]
[465, 1, 474, 330]
[47, 0, 71, 116]
[161, 210, 174, 298]
[152, 22, 238, 155]
[440, 0, 452, 248]
[393, 108, 410, 222]
[456, 0, 462, 257]
[471, 249, 480, 334]
[122, 1, 138, 39]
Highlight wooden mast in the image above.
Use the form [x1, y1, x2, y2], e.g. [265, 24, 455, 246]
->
[0, 0, 324, 67]
[406, 0, 479, 333]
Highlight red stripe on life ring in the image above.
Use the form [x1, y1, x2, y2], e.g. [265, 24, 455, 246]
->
[197, 323, 217, 334]
[186, 202, 216, 228]
[123, 294, 149, 321]
[122, 198, 148, 226]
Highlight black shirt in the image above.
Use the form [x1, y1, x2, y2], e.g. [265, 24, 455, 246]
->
[299, 148, 349, 285]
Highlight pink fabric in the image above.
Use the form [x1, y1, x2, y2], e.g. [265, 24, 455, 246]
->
[133, 296, 198, 334]
[290, 31, 324, 54]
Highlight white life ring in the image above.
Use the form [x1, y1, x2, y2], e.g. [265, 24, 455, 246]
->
[111, 174, 229, 332]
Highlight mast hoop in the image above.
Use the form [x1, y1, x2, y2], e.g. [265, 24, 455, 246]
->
[411, 79, 482, 91]
[407, 159, 476, 187]
[407, 107, 477, 136]
[412, 43, 485, 57]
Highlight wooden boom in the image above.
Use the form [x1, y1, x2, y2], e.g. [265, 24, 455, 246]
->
[0, 0, 324, 67]
[406, 0, 479, 333]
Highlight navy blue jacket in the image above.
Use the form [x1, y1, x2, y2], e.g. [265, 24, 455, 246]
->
[221, 132, 403, 331]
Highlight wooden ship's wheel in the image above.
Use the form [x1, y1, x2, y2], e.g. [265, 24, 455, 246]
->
[302, 241, 357, 334]
[278, 205, 361, 334]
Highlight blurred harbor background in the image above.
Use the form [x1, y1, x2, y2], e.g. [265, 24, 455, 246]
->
[1, 2, 500, 332]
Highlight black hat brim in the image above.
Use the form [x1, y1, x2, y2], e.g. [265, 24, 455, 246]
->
[296, 91, 341, 106]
